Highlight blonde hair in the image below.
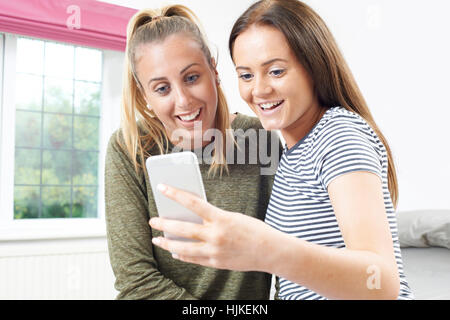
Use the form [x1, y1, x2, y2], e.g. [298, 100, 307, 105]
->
[120, 5, 231, 177]
[229, 0, 398, 207]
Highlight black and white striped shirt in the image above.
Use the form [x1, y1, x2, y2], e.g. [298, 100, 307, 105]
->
[265, 107, 414, 300]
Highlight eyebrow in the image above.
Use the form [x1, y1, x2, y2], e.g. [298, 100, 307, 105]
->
[180, 63, 199, 75]
[147, 63, 200, 87]
[235, 58, 288, 71]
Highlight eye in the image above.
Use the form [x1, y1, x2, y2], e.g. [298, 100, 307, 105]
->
[269, 68, 285, 77]
[155, 84, 170, 95]
[185, 74, 199, 84]
[238, 72, 253, 81]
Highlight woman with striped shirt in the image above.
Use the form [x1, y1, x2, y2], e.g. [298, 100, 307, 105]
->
[150, 0, 414, 300]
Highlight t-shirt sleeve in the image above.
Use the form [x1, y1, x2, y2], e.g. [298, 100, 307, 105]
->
[318, 121, 383, 189]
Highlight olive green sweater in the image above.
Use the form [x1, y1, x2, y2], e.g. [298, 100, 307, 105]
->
[105, 114, 281, 300]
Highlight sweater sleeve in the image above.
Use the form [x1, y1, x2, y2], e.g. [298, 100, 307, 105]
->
[104, 132, 197, 300]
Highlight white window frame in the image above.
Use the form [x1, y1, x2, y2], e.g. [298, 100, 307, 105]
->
[0, 33, 123, 241]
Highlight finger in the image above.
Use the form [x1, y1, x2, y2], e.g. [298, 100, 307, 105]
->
[152, 236, 209, 258]
[149, 217, 207, 241]
[157, 184, 217, 221]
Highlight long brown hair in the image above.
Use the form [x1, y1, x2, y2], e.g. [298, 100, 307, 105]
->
[229, 0, 398, 207]
[120, 5, 231, 177]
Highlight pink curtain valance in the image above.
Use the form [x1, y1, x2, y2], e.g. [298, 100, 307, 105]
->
[0, 0, 137, 51]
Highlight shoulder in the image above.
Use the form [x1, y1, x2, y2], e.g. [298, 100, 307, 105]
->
[321, 107, 374, 135]
[287, 107, 383, 167]
[321, 107, 368, 132]
[105, 127, 148, 186]
[107, 120, 162, 158]
[107, 128, 125, 156]
[312, 108, 385, 187]
[315, 108, 384, 170]
[314, 107, 379, 147]
[105, 128, 134, 170]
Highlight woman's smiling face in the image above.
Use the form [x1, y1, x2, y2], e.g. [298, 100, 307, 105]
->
[232, 24, 322, 147]
[135, 33, 218, 147]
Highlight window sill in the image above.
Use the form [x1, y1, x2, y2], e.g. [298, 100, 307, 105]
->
[0, 218, 106, 241]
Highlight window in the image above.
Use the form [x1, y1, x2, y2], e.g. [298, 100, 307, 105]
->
[14, 37, 102, 219]
[0, 33, 123, 239]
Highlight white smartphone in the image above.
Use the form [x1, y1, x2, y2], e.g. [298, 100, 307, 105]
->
[146, 151, 206, 241]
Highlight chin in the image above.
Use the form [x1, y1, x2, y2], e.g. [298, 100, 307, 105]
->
[260, 120, 283, 131]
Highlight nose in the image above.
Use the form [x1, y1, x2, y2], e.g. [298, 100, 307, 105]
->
[252, 76, 272, 98]
[173, 84, 192, 109]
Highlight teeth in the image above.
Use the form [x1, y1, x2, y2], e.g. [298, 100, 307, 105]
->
[178, 109, 200, 121]
[260, 101, 282, 110]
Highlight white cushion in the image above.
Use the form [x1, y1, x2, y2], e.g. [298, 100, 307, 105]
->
[397, 210, 450, 249]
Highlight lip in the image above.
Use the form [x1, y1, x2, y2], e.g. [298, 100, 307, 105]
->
[175, 107, 203, 128]
[256, 100, 284, 115]
[176, 108, 201, 117]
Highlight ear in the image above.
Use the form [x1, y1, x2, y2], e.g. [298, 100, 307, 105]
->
[210, 58, 220, 85]
[210, 57, 217, 68]
[210, 58, 219, 75]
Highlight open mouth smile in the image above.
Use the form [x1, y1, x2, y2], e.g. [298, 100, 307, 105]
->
[176, 108, 202, 122]
[258, 100, 284, 111]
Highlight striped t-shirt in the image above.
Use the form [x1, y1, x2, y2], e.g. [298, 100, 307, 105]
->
[265, 106, 414, 300]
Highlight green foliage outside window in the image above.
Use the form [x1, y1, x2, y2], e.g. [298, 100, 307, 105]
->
[13, 38, 102, 219]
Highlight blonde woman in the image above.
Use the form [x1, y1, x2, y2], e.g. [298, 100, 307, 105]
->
[150, 0, 414, 300]
[105, 5, 281, 299]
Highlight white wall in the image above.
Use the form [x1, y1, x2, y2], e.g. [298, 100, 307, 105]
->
[103, 0, 450, 211]
[304, 0, 450, 211]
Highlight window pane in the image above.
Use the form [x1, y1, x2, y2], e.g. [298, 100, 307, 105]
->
[15, 74, 43, 111]
[75, 47, 102, 82]
[42, 187, 71, 218]
[15, 111, 41, 148]
[13, 38, 102, 220]
[14, 148, 41, 185]
[73, 187, 97, 218]
[14, 186, 40, 219]
[44, 42, 74, 79]
[73, 151, 98, 185]
[16, 38, 44, 75]
[74, 81, 101, 116]
[44, 77, 73, 113]
[74, 116, 99, 150]
[42, 150, 72, 185]
[43, 113, 72, 149]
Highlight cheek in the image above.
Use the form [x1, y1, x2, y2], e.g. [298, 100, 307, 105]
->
[288, 71, 315, 100]
[208, 83, 219, 107]
[238, 82, 252, 104]
[147, 98, 173, 121]
[199, 80, 218, 111]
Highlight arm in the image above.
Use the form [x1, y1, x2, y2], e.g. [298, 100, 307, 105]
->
[105, 133, 197, 300]
[260, 171, 400, 299]
[149, 172, 400, 299]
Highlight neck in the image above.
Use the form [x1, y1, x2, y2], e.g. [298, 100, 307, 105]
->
[282, 105, 326, 149]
